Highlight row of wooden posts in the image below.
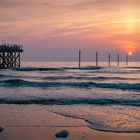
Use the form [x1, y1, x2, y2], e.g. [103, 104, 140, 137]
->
[78, 50, 130, 68]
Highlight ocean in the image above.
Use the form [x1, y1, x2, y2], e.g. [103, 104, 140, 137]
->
[0, 62, 140, 133]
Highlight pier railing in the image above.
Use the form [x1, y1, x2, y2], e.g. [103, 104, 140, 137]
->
[0, 44, 23, 52]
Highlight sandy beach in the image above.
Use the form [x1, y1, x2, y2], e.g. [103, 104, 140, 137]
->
[1, 126, 140, 140]
[0, 105, 140, 140]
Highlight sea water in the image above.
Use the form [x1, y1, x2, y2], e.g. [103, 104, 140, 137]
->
[0, 62, 140, 133]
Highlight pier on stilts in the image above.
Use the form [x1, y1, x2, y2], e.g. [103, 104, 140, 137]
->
[0, 43, 23, 69]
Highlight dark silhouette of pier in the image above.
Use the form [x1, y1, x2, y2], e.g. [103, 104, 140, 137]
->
[0, 43, 23, 69]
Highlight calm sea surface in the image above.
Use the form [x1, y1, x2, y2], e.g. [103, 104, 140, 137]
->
[0, 61, 140, 132]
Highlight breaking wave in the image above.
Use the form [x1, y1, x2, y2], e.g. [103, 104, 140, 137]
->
[0, 98, 139, 106]
[0, 74, 20, 78]
[95, 83, 140, 90]
[0, 79, 94, 88]
[12, 66, 103, 71]
[1, 79, 140, 90]
[50, 110, 140, 133]
[12, 67, 65, 71]
[43, 76, 136, 80]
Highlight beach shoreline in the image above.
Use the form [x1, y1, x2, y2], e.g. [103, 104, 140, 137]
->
[0, 105, 140, 140]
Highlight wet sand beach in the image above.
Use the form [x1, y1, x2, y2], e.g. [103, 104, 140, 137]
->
[0, 105, 140, 140]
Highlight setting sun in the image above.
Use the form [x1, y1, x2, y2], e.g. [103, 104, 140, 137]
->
[128, 51, 132, 56]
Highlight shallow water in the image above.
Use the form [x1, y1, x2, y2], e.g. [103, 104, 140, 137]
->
[0, 62, 140, 133]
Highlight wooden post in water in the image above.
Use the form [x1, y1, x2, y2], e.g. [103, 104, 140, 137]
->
[108, 53, 111, 67]
[78, 50, 81, 68]
[96, 51, 98, 67]
[117, 54, 120, 66]
[126, 54, 128, 66]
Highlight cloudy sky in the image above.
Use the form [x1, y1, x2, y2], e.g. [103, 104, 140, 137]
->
[0, 0, 140, 61]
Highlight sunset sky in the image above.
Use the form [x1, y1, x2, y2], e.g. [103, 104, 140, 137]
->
[0, 0, 140, 61]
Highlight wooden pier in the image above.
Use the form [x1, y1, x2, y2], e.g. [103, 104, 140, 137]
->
[0, 43, 23, 69]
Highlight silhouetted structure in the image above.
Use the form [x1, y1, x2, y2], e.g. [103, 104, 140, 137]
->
[108, 53, 111, 66]
[117, 54, 120, 66]
[96, 51, 98, 66]
[126, 54, 128, 66]
[0, 43, 23, 69]
[79, 50, 81, 68]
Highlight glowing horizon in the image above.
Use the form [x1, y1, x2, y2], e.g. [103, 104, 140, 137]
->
[0, 0, 140, 61]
